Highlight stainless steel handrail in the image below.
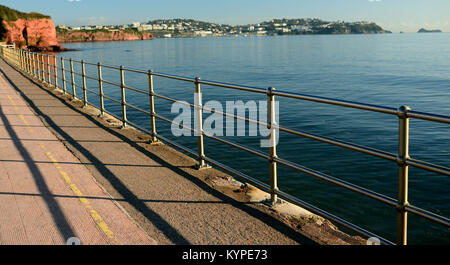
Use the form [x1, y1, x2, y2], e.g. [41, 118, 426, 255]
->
[2, 47, 449, 245]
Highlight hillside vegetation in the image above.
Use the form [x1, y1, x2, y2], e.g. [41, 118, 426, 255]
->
[1, 5, 51, 41]
[0, 5, 50, 21]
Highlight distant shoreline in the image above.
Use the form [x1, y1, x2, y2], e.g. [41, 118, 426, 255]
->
[58, 31, 450, 46]
[60, 31, 394, 44]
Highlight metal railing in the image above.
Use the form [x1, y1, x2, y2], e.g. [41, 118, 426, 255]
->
[1, 46, 449, 245]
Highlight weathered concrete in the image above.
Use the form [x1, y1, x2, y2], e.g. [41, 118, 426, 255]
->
[0, 58, 363, 245]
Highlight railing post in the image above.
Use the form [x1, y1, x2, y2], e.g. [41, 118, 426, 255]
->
[27, 52, 31, 75]
[34, 53, 38, 79]
[24, 51, 28, 73]
[397, 105, 411, 246]
[20, 49, 22, 69]
[36, 53, 39, 78]
[30, 52, 33, 75]
[120, 66, 127, 128]
[54, 56, 58, 90]
[194, 77, 209, 169]
[26, 51, 29, 74]
[148, 70, 158, 143]
[47, 55, 51, 85]
[61, 57, 67, 94]
[23, 50, 26, 71]
[19, 50, 23, 70]
[39, 54, 42, 80]
[22, 50, 25, 70]
[31, 52, 40, 79]
[81, 60, 87, 107]
[70, 58, 76, 100]
[21, 50, 24, 70]
[27, 51, 30, 74]
[268, 87, 279, 205]
[36, 53, 41, 80]
[97, 63, 105, 117]
[41, 54, 46, 83]
[35, 53, 38, 78]
[23, 51, 26, 71]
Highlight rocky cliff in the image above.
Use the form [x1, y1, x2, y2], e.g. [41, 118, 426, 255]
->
[2, 18, 67, 51]
[1, 5, 66, 51]
[56, 29, 153, 43]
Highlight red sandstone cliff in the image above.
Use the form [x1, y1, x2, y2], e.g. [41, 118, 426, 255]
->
[2, 18, 66, 51]
[1, 5, 152, 51]
[57, 30, 153, 43]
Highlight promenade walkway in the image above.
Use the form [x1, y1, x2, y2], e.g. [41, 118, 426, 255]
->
[0, 66, 155, 245]
[0, 59, 315, 245]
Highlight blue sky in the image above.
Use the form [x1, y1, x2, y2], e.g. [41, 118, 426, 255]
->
[2, 0, 450, 32]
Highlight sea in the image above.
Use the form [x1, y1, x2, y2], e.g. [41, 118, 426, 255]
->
[60, 33, 450, 244]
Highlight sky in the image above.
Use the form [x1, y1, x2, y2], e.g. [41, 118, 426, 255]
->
[2, 0, 450, 32]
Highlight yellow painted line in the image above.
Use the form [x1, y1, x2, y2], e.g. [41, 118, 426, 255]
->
[8, 96, 33, 133]
[46, 152, 60, 166]
[38, 143, 46, 149]
[17, 114, 34, 134]
[7, 95, 18, 110]
[44, 151, 115, 239]
[8, 101, 33, 132]
[18, 114, 29, 125]
[7, 96, 15, 105]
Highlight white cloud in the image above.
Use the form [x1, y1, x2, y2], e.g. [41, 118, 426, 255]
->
[368, 0, 382, 2]
[67, 0, 82, 2]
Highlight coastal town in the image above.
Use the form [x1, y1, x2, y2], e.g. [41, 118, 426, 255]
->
[56, 18, 390, 38]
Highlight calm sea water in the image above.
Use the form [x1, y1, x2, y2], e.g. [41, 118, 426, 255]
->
[61, 33, 450, 244]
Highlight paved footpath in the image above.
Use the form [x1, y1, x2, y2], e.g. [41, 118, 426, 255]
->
[0, 65, 156, 245]
[0, 59, 313, 245]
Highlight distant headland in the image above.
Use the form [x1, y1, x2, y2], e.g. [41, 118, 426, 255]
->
[418, 28, 442, 33]
[57, 18, 391, 39]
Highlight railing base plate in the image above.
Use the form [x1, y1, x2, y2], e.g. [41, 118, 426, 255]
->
[195, 164, 212, 170]
[148, 140, 162, 146]
[262, 198, 282, 207]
